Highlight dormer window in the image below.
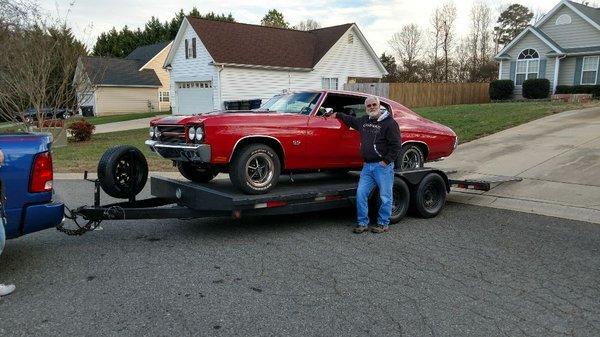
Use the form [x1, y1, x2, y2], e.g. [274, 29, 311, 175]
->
[556, 14, 572, 25]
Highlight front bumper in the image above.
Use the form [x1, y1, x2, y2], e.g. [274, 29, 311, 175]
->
[145, 140, 211, 163]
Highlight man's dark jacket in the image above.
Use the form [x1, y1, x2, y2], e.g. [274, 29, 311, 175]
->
[336, 111, 401, 165]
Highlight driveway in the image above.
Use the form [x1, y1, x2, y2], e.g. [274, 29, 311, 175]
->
[0, 179, 599, 336]
[94, 115, 167, 134]
[432, 107, 600, 224]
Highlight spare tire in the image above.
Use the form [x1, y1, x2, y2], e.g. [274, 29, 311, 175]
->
[97, 145, 148, 199]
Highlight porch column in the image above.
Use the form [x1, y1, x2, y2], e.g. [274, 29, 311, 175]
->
[498, 60, 503, 79]
[553, 56, 561, 94]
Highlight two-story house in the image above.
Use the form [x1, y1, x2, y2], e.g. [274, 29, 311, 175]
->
[495, 0, 600, 97]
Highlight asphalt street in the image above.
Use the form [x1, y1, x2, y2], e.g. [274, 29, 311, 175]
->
[0, 179, 599, 336]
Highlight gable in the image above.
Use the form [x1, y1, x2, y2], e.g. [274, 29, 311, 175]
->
[539, 5, 600, 48]
[501, 30, 555, 59]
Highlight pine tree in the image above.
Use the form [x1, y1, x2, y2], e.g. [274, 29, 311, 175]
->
[494, 4, 534, 47]
[261, 9, 289, 28]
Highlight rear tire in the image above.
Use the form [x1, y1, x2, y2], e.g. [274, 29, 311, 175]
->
[230, 144, 281, 195]
[97, 145, 148, 199]
[177, 162, 216, 183]
[412, 173, 446, 218]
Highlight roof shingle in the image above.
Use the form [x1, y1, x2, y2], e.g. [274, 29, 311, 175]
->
[82, 56, 162, 87]
[186, 17, 353, 69]
[126, 41, 171, 63]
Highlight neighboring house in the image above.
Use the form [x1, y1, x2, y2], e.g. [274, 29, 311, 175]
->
[495, 0, 600, 97]
[164, 17, 387, 115]
[75, 42, 172, 116]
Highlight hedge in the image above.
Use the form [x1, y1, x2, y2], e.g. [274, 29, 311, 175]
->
[522, 78, 550, 99]
[555, 85, 600, 98]
[489, 80, 514, 100]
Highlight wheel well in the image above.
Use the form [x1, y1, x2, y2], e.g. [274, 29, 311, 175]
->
[403, 142, 429, 161]
[231, 137, 285, 168]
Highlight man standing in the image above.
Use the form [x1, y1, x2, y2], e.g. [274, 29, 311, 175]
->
[332, 95, 401, 234]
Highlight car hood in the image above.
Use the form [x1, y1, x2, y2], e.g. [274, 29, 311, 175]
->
[150, 110, 283, 125]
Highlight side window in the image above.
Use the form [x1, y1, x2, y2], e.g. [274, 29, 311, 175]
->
[318, 94, 369, 117]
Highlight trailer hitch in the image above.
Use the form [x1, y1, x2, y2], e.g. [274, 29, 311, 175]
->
[56, 171, 103, 236]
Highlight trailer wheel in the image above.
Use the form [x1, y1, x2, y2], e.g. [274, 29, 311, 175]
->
[369, 177, 410, 224]
[97, 145, 148, 199]
[413, 173, 446, 218]
[230, 144, 280, 195]
[177, 162, 216, 183]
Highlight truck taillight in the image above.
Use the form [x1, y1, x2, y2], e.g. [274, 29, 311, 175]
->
[29, 152, 53, 193]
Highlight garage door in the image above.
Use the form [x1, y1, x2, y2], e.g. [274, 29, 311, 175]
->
[176, 81, 214, 115]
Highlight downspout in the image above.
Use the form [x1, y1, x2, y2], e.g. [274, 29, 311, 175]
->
[553, 54, 567, 94]
[217, 64, 224, 110]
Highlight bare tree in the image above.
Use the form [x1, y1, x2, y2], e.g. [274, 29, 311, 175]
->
[388, 24, 423, 81]
[293, 18, 321, 31]
[439, 1, 457, 82]
[0, 0, 94, 136]
[429, 7, 444, 82]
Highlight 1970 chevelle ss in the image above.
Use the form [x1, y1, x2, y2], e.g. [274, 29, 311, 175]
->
[146, 90, 457, 194]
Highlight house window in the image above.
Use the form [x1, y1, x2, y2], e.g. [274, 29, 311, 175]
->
[556, 14, 572, 25]
[322, 77, 338, 90]
[159, 91, 170, 102]
[581, 56, 599, 85]
[515, 49, 540, 86]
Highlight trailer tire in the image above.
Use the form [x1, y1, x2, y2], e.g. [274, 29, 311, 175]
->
[369, 177, 410, 224]
[412, 173, 446, 218]
[177, 162, 216, 183]
[230, 144, 280, 195]
[97, 145, 148, 199]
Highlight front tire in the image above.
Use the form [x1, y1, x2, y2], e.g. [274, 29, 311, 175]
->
[398, 144, 424, 171]
[177, 162, 216, 183]
[230, 144, 281, 195]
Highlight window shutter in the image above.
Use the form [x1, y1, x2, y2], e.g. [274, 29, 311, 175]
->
[574, 57, 583, 85]
[192, 38, 197, 58]
[509, 61, 516, 83]
[185, 39, 189, 59]
[539, 59, 547, 78]
[596, 58, 600, 85]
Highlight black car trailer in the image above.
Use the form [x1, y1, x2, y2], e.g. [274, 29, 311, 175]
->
[58, 146, 521, 235]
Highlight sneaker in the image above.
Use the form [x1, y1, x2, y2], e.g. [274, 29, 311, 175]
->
[352, 226, 369, 234]
[0, 284, 15, 296]
[371, 225, 390, 234]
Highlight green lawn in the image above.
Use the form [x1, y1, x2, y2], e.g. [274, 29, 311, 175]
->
[52, 101, 599, 172]
[53, 128, 174, 173]
[68, 111, 165, 126]
[414, 101, 599, 143]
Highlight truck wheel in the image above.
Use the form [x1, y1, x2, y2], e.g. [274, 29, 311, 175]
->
[398, 144, 424, 171]
[369, 177, 410, 224]
[177, 162, 216, 183]
[97, 145, 148, 199]
[230, 144, 280, 195]
[412, 173, 446, 218]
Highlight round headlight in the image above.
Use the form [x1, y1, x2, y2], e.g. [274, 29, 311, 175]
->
[149, 127, 155, 138]
[195, 127, 204, 141]
[188, 126, 196, 140]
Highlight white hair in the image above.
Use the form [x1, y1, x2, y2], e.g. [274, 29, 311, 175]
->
[365, 95, 380, 105]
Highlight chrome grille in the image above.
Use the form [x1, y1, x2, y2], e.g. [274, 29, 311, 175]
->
[157, 125, 185, 144]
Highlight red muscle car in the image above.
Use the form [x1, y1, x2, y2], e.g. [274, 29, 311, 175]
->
[146, 90, 457, 194]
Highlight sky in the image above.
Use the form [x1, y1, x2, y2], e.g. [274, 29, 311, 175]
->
[39, 0, 559, 55]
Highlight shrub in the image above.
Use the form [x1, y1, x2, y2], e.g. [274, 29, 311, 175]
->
[522, 78, 550, 99]
[489, 80, 514, 100]
[556, 85, 600, 98]
[67, 119, 95, 142]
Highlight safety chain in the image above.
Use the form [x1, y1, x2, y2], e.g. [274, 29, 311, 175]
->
[56, 204, 101, 236]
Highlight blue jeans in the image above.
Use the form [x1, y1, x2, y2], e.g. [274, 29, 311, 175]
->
[356, 162, 394, 227]
[0, 216, 5, 256]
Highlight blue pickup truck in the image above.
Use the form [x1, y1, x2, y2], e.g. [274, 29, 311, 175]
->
[0, 133, 64, 239]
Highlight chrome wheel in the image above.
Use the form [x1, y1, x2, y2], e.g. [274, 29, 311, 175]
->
[245, 153, 274, 188]
[401, 147, 423, 170]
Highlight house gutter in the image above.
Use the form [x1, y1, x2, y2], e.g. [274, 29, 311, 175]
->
[217, 64, 224, 110]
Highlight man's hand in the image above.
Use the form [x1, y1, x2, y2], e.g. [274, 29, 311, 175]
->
[379, 161, 387, 167]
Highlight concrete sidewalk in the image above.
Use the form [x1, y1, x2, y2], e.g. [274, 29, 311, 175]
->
[94, 115, 167, 134]
[431, 106, 600, 224]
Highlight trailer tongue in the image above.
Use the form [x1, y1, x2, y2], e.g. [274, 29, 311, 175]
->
[57, 146, 520, 236]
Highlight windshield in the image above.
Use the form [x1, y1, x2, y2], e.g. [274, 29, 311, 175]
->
[259, 92, 321, 115]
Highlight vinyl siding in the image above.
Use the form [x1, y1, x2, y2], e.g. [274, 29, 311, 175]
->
[169, 22, 219, 114]
[95, 87, 159, 116]
[499, 60, 511, 80]
[141, 42, 172, 111]
[558, 57, 578, 86]
[220, 26, 384, 103]
[539, 5, 600, 49]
